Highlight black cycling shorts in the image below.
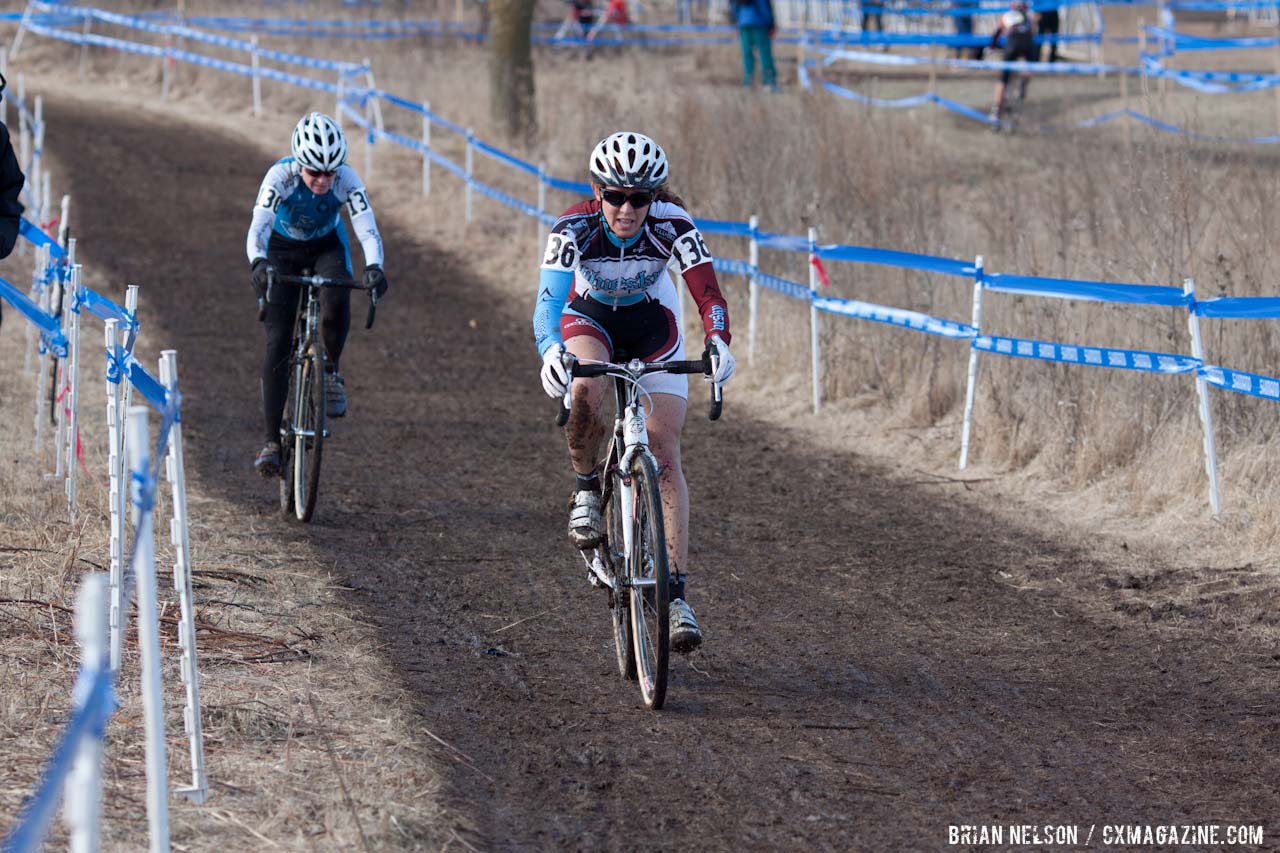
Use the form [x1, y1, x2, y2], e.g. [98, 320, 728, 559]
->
[561, 294, 680, 362]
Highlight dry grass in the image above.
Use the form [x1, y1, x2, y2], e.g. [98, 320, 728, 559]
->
[21, 1, 1280, 542]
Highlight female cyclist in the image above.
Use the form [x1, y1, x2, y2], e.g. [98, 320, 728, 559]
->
[246, 112, 389, 478]
[532, 131, 736, 653]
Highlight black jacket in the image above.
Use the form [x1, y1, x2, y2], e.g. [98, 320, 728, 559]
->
[0, 121, 25, 259]
[0, 121, 23, 328]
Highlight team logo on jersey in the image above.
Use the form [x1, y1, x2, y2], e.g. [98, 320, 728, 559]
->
[579, 266, 661, 293]
[709, 305, 727, 332]
[652, 221, 677, 242]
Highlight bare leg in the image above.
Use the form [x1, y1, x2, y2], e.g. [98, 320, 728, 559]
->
[564, 336, 611, 478]
[645, 393, 690, 579]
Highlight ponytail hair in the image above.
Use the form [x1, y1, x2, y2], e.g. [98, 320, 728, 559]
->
[655, 187, 686, 209]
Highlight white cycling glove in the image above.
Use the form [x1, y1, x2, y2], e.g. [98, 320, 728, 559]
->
[541, 344, 573, 399]
[709, 335, 736, 385]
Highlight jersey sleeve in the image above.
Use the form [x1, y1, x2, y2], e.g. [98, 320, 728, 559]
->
[245, 162, 290, 264]
[666, 216, 731, 346]
[336, 167, 384, 267]
[532, 224, 582, 356]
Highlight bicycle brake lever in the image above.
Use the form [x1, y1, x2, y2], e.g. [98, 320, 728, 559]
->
[556, 389, 571, 427]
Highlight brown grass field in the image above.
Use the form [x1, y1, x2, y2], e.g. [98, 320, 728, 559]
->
[2, 1, 1280, 849]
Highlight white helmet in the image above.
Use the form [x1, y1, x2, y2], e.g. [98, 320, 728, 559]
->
[291, 112, 347, 172]
[589, 131, 669, 190]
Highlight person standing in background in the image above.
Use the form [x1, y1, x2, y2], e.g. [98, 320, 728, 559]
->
[734, 0, 778, 91]
[862, 0, 886, 51]
[0, 72, 27, 330]
[1038, 3, 1061, 62]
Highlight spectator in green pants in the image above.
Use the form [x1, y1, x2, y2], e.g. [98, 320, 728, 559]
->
[733, 0, 777, 91]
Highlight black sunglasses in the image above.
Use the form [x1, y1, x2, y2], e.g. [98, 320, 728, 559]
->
[600, 188, 654, 208]
[303, 166, 336, 179]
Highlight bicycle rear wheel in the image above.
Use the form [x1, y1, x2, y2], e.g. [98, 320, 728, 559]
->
[626, 452, 669, 709]
[290, 353, 325, 522]
[604, 472, 636, 681]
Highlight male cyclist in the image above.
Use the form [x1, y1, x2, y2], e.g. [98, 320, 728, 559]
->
[246, 112, 389, 478]
[533, 131, 736, 653]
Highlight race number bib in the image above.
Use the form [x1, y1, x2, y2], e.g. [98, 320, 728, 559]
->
[346, 188, 371, 217]
[256, 186, 282, 211]
[541, 231, 580, 271]
[671, 229, 713, 272]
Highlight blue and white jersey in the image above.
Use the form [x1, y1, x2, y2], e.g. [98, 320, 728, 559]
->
[245, 156, 384, 266]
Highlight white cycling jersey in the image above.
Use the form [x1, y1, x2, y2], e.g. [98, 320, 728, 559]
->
[245, 157, 383, 266]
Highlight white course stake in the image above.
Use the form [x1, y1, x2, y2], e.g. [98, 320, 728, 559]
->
[160, 350, 208, 805]
[748, 214, 759, 366]
[17, 73, 27, 178]
[58, 193, 71, 246]
[421, 103, 431, 196]
[465, 129, 474, 223]
[364, 96, 374, 180]
[126, 406, 173, 853]
[64, 264, 84, 524]
[250, 35, 262, 116]
[1184, 278, 1222, 515]
[959, 255, 985, 469]
[64, 573, 108, 853]
[79, 13, 91, 82]
[24, 241, 44, 374]
[48, 241, 74, 476]
[33, 252, 50, 454]
[41, 170, 50, 231]
[31, 95, 43, 223]
[105, 319, 125, 673]
[808, 227, 821, 415]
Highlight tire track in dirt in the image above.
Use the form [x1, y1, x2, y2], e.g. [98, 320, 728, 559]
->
[46, 93, 1280, 850]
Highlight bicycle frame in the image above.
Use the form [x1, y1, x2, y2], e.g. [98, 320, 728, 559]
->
[564, 355, 717, 589]
[288, 286, 323, 440]
[264, 271, 375, 521]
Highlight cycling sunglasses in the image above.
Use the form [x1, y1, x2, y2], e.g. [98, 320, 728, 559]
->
[599, 188, 654, 209]
[302, 166, 336, 179]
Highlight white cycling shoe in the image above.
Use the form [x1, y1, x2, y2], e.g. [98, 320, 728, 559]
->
[568, 490, 605, 549]
[669, 598, 703, 654]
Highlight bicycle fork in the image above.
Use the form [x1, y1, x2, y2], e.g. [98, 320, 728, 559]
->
[585, 403, 649, 591]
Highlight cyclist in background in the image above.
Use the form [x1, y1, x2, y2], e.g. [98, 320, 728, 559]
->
[988, 0, 1037, 124]
[533, 131, 736, 654]
[246, 112, 389, 478]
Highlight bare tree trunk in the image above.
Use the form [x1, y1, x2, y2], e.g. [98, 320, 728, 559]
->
[489, 0, 538, 144]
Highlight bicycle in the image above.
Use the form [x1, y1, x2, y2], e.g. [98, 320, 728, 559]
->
[994, 70, 1030, 134]
[262, 270, 377, 523]
[555, 347, 723, 710]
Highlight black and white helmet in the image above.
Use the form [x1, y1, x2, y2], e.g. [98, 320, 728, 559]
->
[291, 112, 347, 172]
[588, 131, 669, 190]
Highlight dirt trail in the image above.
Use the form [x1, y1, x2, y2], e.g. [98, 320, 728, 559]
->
[42, 90, 1279, 850]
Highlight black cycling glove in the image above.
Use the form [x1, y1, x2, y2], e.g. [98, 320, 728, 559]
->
[363, 264, 389, 299]
[250, 257, 272, 298]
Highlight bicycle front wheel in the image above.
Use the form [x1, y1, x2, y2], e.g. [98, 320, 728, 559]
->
[626, 452, 669, 710]
[604, 473, 636, 681]
[291, 353, 326, 522]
